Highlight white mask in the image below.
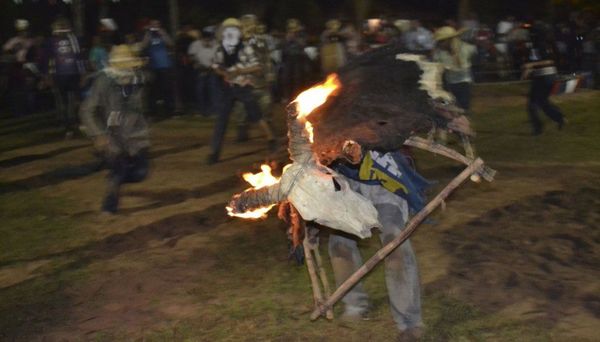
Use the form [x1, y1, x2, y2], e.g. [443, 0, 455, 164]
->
[222, 27, 241, 50]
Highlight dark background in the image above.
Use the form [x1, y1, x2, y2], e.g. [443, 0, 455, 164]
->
[1, 0, 598, 42]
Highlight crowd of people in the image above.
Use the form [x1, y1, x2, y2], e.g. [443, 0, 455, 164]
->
[2, 13, 598, 125]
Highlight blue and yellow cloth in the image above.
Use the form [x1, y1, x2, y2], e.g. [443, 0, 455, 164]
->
[334, 151, 431, 212]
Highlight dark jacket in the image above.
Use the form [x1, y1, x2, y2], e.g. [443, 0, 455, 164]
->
[79, 69, 150, 156]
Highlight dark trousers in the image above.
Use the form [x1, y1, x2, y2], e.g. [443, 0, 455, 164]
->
[210, 85, 262, 159]
[447, 82, 471, 112]
[53, 74, 80, 131]
[149, 68, 181, 115]
[528, 74, 564, 134]
[195, 72, 217, 116]
[102, 150, 149, 213]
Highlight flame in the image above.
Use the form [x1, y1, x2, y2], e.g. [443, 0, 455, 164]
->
[227, 164, 280, 219]
[293, 74, 341, 119]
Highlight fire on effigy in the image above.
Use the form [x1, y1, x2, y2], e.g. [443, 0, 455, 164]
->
[227, 45, 496, 320]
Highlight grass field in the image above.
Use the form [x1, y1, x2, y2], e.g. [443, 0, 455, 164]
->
[0, 84, 598, 341]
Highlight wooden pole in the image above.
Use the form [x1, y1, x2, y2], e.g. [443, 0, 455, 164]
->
[303, 224, 334, 319]
[403, 136, 496, 182]
[168, 0, 179, 37]
[310, 158, 484, 320]
[72, 0, 84, 37]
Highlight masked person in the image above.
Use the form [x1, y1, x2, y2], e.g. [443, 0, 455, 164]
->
[432, 26, 476, 113]
[79, 45, 150, 214]
[320, 19, 348, 74]
[280, 19, 311, 101]
[43, 18, 84, 137]
[329, 143, 430, 341]
[207, 18, 275, 165]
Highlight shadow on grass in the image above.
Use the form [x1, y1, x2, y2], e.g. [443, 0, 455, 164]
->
[0, 143, 208, 195]
[0, 144, 88, 168]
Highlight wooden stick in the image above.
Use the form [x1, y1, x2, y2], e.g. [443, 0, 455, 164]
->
[310, 158, 484, 320]
[404, 136, 496, 182]
[313, 246, 334, 319]
[303, 229, 325, 308]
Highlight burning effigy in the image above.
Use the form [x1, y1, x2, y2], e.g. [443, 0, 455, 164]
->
[227, 45, 496, 320]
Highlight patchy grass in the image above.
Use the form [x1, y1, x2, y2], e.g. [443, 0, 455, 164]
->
[0, 84, 598, 341]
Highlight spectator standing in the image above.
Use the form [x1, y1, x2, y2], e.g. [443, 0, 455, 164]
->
[403, 20, 434, 53]
[188, 26, 218, 116]
[140, 19, 180, 116]
[3, 19, 34, 116]
[175, 25, 197, 113]
[432, 26, 477, 112]
[43, 18, 85, 137]
[89, 36, 109, 72]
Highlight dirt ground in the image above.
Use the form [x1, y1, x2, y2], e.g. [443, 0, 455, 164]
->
[0, 84, 598, 341]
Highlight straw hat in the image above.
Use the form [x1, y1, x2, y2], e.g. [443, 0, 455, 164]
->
[15, 19, 29, 31]
[222, 18, 242, 28]
[286, 19, 302, 33]
[108, 45, 146, 69]
[326, 19, 342, 31]
[433, 26, 466, 41]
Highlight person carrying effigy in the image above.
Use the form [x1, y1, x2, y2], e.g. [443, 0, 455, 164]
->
[79, 45, 150, 214]
[227, 44, 494, 342]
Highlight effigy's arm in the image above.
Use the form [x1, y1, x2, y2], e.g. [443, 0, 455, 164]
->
[404, 136, 497, 182]
[228, 183, 283, 214]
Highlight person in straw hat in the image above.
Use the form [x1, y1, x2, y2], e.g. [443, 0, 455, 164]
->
[432, 25, 477, 113]
[79, 45, 150, 214]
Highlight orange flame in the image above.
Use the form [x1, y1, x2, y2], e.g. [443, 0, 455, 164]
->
[227, 164, 280, 219]
[293, 74, 341, 120]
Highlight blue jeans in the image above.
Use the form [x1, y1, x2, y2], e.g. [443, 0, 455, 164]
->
[195, 72, 217, 116]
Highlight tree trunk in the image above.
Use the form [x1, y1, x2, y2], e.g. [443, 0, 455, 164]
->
[457, 0, 470, 23]
[169, 0, 179, 37]
[72, 0, 84, 37]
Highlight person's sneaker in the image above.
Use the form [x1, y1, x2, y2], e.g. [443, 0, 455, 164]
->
[206, 153, 219, 165]
[397, 327, 424, 342]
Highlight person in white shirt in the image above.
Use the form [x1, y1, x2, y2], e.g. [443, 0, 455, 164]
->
[188, 27, 219, 116]
[403, 20, 434, 53]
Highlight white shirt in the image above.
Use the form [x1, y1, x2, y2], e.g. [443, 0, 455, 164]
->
[188, 40, 218, 68]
